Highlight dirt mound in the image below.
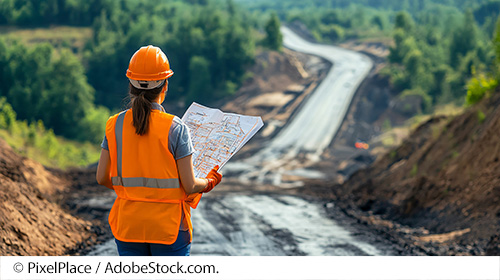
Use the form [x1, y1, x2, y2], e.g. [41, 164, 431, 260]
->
[222, 49, 329, 152]
[222, 49, 309, 117]
[332, 90, 500, 255]
[0, 139, 94, 255]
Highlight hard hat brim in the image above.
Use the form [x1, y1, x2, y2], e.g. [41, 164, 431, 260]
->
[129, 79, 167, 90]
[126, 69, 174, 81]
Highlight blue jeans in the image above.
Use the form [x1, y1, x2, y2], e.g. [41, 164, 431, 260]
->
[115, 230, 191, 256]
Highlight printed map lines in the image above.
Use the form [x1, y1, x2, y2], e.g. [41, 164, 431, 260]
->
[182, 103, 264, 178]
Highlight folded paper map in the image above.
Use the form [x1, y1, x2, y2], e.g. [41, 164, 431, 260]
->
[181, 102, 264, 177]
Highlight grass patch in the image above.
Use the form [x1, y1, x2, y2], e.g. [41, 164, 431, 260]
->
[389, 150, 397, 159]
[406, 103, 464, 131]
[0, 98, 99, 169]
[381, 134, 396, 146]
[433, 103, 465, 116]
[431, 124, 443, 140]
[382, 118, 392, 132]
[410, 164, 418, 177]
[477, 110, 486, 124]
[0, 127, 100, 170]
[0, 25, 92, 50]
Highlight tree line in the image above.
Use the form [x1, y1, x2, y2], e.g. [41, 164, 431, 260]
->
[243, 0, 500, 113]
[0, 0, 265, 145]
[0, 0, 116, 26]
[86, 0, 256, 110]
[385, 7, 498, 111]
[0, 40, 109, 143]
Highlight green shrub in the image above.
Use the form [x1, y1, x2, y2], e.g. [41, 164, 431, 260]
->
[465, 70, 498, 105]
[382, 118, 392, 132]
[0, 98, 17, 131]
[410, 164, 418, 177]
[477, 110, 486, 124]
[401, 88, 433, 114]
[0, 98, 100, 169]
[389, 150, 397, 159]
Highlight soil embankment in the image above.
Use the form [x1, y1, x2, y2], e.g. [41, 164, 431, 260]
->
[281, 26, 500, 255]
[0, 139, 96, 255]
[302, 90, 500, 255]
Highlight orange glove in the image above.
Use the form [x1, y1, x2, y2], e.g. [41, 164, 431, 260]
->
[201, 165, 222, 193]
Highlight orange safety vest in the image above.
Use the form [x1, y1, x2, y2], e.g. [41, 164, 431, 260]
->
[105, 108, 201, 245]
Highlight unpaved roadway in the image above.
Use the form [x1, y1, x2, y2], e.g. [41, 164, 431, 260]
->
[86, 27, 387, 256]
[225, 26, 373, 186]
[88, 194, 394, 256]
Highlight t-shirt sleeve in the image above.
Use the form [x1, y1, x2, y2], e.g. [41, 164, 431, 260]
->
[169, 117, 195, 160]
[101, 134, 109, 151]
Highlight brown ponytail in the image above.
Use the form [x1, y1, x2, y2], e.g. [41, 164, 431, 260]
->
[128, 81, 165, 135]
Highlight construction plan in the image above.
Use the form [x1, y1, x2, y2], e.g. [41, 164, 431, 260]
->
[181, 102, 264, 178]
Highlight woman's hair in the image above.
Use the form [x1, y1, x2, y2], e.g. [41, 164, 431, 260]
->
[128, 80, 165, 135]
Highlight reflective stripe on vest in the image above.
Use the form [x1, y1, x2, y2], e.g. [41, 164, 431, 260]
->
[112, 110, 180, 189]
[111, 177, 179, 188]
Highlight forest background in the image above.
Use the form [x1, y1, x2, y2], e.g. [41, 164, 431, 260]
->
[0, 0, 499, 168]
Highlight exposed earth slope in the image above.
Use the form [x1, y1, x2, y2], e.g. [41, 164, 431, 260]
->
[325, 90, 500, 255]
[0, 139, 94, 255]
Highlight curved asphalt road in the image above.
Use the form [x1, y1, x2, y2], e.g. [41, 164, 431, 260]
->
[227, 26, 373, 185]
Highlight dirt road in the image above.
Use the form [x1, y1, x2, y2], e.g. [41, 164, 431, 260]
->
[87, 193, 395, 256]
[225, 26, 373, 186]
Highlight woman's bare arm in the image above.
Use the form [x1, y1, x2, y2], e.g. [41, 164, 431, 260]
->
[96, 149, 114, 190]
[177, 155, 209, 194]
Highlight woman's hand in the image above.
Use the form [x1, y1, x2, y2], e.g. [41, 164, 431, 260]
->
[200, 166, 222, 193]
[177, 155, 213, 194]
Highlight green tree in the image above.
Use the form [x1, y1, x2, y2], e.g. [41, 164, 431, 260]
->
[494, 16, 500, 66]
[320, 24, 345, 42]
[86, 1, 256, 107]
[221, 25, 255, 89]
[473, 0, 500, 26]
[78, 106, 110, 143]
[450, 10, 478, 67]
[389, 28, 407, 63]
[187, 56, 212, 103]
[227, 0, 236, 16]
[321, 10, 341, 25]
[44, 50, 95, 139]
[263, 12, 283, 51]
[0, 0, 13, 24]
[394, 11, 413, 33]
[371, 15, 385, 30]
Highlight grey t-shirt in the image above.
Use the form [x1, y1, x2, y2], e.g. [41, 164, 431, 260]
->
[101, 103, 195, 160]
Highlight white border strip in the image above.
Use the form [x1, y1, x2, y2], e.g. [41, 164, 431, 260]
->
[1, 256, 499, 280]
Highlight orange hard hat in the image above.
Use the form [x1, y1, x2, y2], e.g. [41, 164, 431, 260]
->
[126, 45, 174, 89]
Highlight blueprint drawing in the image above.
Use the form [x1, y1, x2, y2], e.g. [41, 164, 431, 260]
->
[181, 102, 264, 177]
